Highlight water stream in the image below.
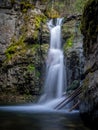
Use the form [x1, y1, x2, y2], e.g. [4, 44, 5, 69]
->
[0, 110, 90, 130]
[38, 18, 67, 108]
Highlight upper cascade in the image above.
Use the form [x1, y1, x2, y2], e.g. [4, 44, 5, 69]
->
[47, 18, 63, 49]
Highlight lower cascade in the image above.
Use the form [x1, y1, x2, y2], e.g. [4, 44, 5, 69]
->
[38, 18, 67, 108]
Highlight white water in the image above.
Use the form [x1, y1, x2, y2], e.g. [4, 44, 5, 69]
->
[38, 18, 67, 108]
[0, 18, 67, 112]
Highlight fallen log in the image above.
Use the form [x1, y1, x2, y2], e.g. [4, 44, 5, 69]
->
[69, 100, 80, 112]
[54, 86, 82, 109]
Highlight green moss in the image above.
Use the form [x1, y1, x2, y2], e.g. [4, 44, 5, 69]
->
[5, 36, 26, 63]
[5, 37, 41, 63]
[5, 28, 43, 63]
[36, 71, 40, 77]
[22, 13, 47, 40]
[5, 46, 16, 61]
[35, 15, 44, 28]
[30, 44, 39, 54]
[33, 14, 47, 39]
[27, 64, 35, 72]
[20, 1, 34, 13]
[45, 8, 60, 18]
[67, 80, 80, 92]
[27, 64, 40, 77]
[67, 37, 73, 46]
[34, 14, 47, 27]
[10, 0, 35, 12]
[64, 35, 74, 51]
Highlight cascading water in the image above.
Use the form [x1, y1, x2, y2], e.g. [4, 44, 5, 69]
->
[38, 18, 67, 108]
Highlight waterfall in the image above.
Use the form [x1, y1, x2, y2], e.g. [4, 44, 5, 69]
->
[39, 18, 67, 107]
[0, 18, 67, 111]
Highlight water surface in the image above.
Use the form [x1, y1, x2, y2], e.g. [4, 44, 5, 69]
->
[0, 109, 90, 130]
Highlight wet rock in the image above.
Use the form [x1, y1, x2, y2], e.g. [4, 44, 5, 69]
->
[63, 19, 84, 88]
[66, 50, 82, 87]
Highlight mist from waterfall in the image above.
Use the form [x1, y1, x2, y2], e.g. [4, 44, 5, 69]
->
[38, 18, 67, 107]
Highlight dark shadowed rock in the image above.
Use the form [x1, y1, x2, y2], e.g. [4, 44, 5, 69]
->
[80, 0, 98, 128]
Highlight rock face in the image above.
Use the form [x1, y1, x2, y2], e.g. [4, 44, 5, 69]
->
[0, 8, 16, 65]
[63, 19, 84, 90]
[80, 0, 98, 128]
[0, 0, 49, 104]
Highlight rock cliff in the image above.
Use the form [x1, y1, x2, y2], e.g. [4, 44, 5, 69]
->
[0, 0, 49, 104]
[80, 0, 98, 128]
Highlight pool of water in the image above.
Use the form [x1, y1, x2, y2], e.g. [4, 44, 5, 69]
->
[0, 107, 91, 130]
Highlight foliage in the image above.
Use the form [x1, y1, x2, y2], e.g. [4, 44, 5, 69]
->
[64, 35, 74, 51]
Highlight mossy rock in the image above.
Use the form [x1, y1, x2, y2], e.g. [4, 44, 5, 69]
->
[11, 0, 35, 13]
[63, 35, 74, 52]
[22, 9, 47, 40]
[67, 80, 80, 92]
[5, 36, 26, 63]
[45, 8, 60, 18]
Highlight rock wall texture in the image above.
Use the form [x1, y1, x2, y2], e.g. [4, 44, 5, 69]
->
[0, 0, 49, 104]
[80, 0, 98, 128]
[63, 19, 84, 91]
